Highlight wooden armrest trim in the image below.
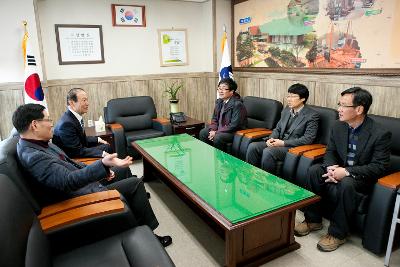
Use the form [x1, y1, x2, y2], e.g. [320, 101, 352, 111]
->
[107, 123, 123, 130]
[235, 128, 269, 136]
[288, 144, 326, 156]
[378, 172, 400, 189]
[302, 147, 326, 160]
[244, 130, 273, 139]
[39, 190, 120, 219]
[73, 157, 101, 165]
[40, 199, 124, 233]
[152, 118, 170, 125]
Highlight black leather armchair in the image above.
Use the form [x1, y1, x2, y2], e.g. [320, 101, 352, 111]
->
[281, 105, 338, 183]
[292, 114, 400, 254]
[0, 173, 175, 267]
[104, 96, 172, 158]
[0, 136, 137, 252]
[231, 96, 283, 159]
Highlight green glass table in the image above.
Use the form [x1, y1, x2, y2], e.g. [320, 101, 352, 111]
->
[133, 134, 319, 267]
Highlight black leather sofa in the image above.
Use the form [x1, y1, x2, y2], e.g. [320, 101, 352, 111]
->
[0, 173, 175, 267]
[0, 136, 175, 265]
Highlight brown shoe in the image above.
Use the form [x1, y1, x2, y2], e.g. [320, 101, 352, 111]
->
[317, 234, 346, 252]
[294, 221, 323, 236]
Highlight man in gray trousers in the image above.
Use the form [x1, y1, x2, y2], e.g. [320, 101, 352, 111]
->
[246, 83, 319, 175]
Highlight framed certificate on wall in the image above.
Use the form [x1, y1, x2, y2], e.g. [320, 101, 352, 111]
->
[158, 29, 188, 67]
[55, 24, 105, 65]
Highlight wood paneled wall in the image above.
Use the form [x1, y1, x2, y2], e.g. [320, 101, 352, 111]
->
[1, 71, 399, 139]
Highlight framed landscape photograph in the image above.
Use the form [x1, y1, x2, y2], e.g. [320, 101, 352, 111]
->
[158, 29, 188, 66]
[111, 4, 146, 27]
[232, 0, 400, 75]
[55, 24, 105, 65]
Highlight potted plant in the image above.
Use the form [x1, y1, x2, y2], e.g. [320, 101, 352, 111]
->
[164, 81, 183, 113]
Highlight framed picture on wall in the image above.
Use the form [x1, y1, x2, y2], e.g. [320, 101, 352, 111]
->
[111, 4, 146, 27]
[158, 29, 188, 67]
[55, 24, 105, 65]
[232, 0, 400, 75]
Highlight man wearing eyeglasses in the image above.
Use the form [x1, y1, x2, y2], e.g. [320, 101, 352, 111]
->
[13, 103, 173, 247]
[199, 78, 247, 152]
[294, 87, 391, 252]
[246, 83, 319, 175]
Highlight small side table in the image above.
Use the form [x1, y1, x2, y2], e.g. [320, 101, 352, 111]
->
[85, 126, 115, 151]
[172, 117, 205, 138]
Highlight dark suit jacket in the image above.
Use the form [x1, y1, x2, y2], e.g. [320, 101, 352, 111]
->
[17, 138, 108, 206]
[53, 110, 111, 158]
[209, 93, 247, 133]
[323, 116, 391, 189]
[269, 105, 319, 147]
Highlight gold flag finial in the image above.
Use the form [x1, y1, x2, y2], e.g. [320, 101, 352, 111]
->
[22, 20, 28, 33]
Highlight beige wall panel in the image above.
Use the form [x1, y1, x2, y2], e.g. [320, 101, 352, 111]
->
[314, 83, 353, 109]
[0, 89, 23, 139]
[131, 80, 149, 97]
[46, 85, 70, 124]
[148, 79, 171, 119]
[203, 77, 219, 122]
[259, 78, 287, 104]
[366, 86, 399, 118]
[1, 72, 399, 139]
[238, 77, 259, 97]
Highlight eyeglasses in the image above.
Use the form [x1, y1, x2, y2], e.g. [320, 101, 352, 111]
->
[337, 102, 357, 108]
[286, 94, 299, 99]
[217, 88, 230, 92]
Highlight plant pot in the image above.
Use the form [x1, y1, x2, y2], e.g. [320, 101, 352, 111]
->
[169, 99, 179, 113]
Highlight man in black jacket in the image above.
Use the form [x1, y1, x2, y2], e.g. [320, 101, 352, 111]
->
[13, 103, 172, 247]
[53, 88, 111, 158]
[294, 87, 391, 252]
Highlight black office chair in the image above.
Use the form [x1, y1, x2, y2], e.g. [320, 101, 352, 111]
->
[0, 173, 175, 267]
[104, 96, 172, 158]
[231, 96, 283, 159]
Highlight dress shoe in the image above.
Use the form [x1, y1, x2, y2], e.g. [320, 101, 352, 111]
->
[155, 234, 172, 247]
[147, 192, 151, 199]
[294, 220, 323, 236]
[317, 234, 346, 252]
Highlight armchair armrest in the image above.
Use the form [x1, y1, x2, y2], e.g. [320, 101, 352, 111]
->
[73, 157, 100, 165]
[235, 128, 270, 136]
[243, 129, 273, 139]
[152, 118, 172, 135]
[39, 190, 120, 219]
[232, 128, 271, 157]
[302, 147, 327, 160]
[288, 144, 326, 156]
[281, 144, 326, 182]
[107, 123, 127, 157]
[378, 172, 400, 189]
[233, 129, 273, 160]
[40, 199, 125, 233]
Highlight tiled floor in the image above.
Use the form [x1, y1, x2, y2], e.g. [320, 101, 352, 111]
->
[131, 160, 400, 267]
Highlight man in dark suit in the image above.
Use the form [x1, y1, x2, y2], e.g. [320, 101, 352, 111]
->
[53, 88, 112, 158]
[13, 103, 172, 247]
[199, 78, 247, 152]
[246, 83, 319, 174]
[294, 87, 391, 252]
